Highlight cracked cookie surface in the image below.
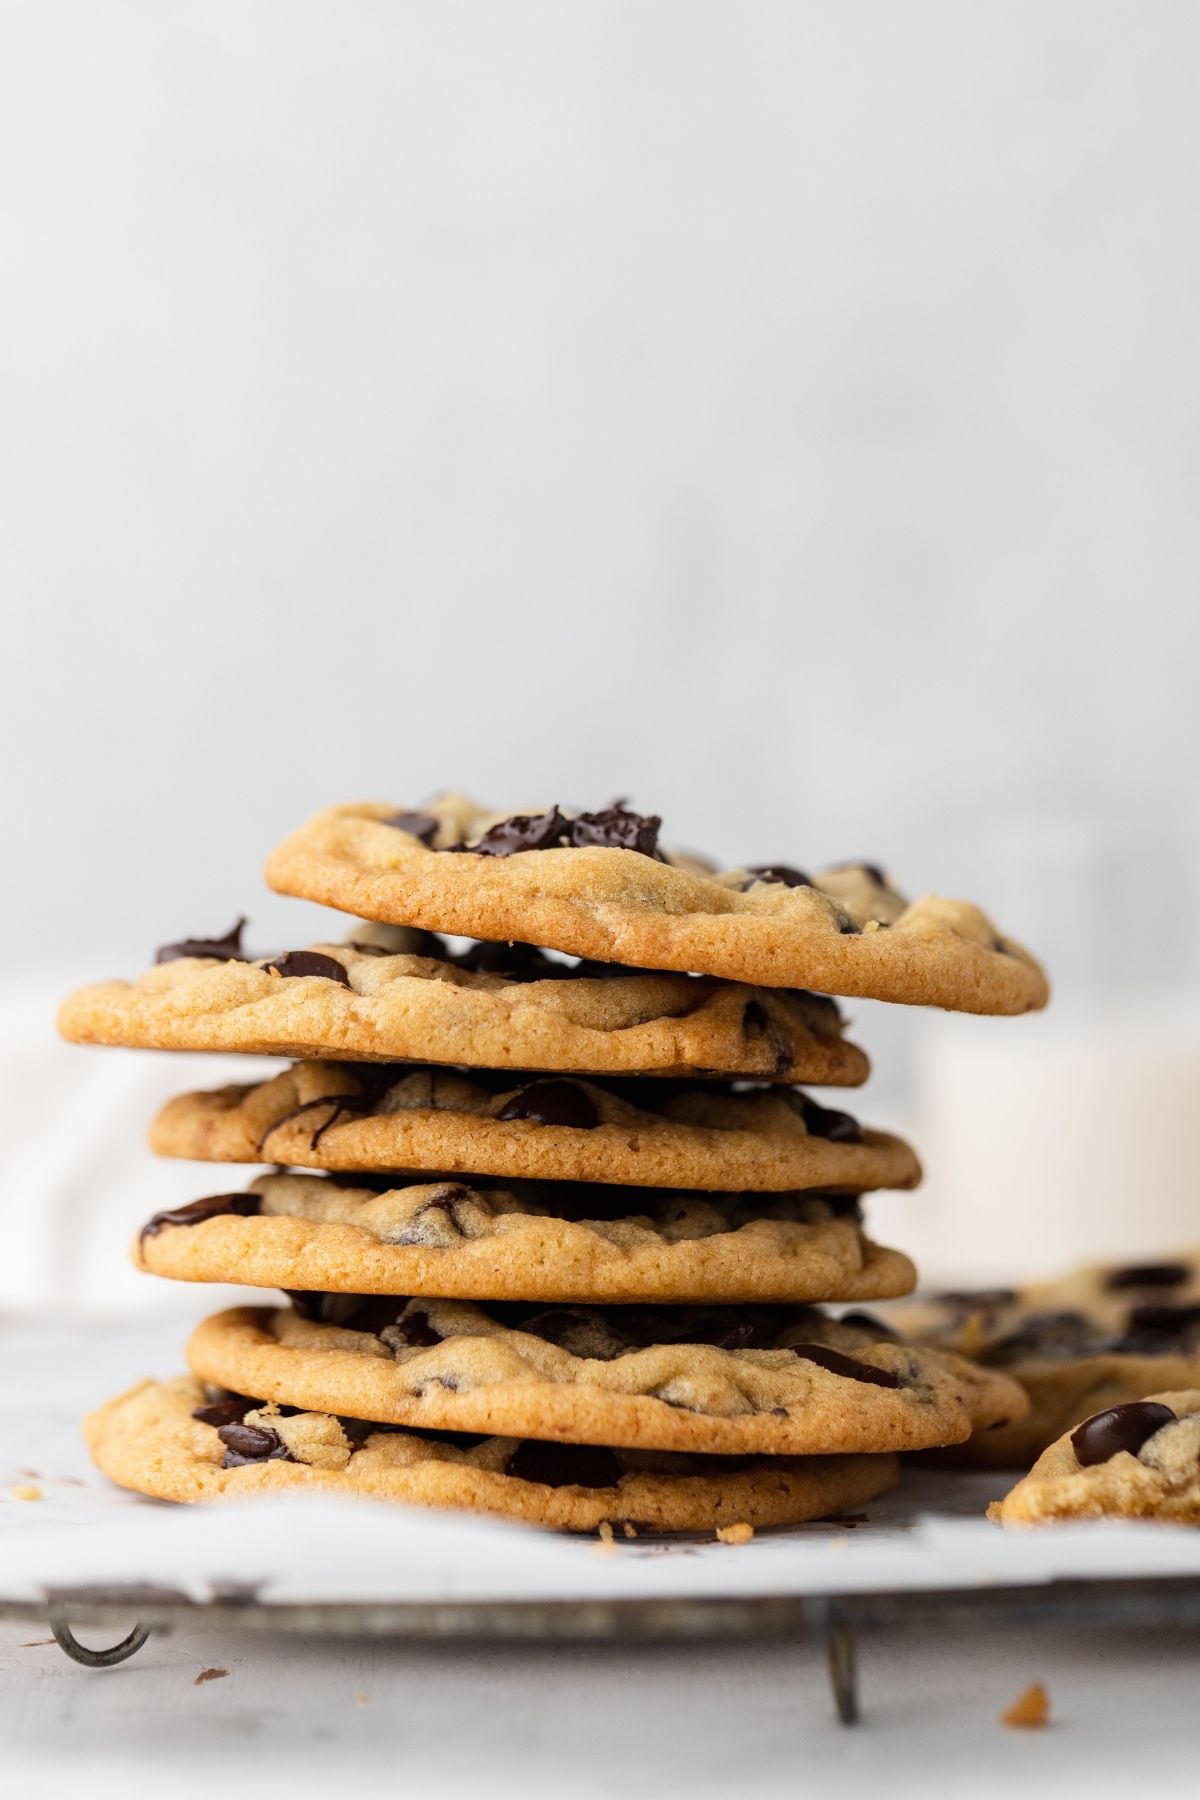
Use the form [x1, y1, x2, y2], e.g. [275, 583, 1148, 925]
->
[58, 925, 866, 1083]
[263, 798, 1048, 1014]
[186, 1299, 1028, 1456]
[990, 1390, 1200, 1526]
[86, 1376, 898, 1532]
[135, 1173, 917, 1305]
[885, 1252, 1200, 1467]
[149, 1061, 921, 1193]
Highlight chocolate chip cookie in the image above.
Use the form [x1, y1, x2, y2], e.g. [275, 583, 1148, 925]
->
[989, 1391, 1200, 1526]
[185, 1298, 1028, 1456]
[149, 1061, 921, 1193]
[135, 1174, 917, 1305]
[264, 798, 1048, 1013]
[886, 1252, 1200, 1466]
[86, 1376, 899, 1532]
[58, 924, 866, 1083]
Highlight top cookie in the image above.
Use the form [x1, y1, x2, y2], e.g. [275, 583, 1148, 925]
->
[264, 797, 1049, 1013]
[57, 922, 866, 1083]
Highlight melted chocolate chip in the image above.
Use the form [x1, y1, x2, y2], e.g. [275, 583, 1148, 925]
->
[217, 1422, 294, 1467]
[505, 1440, 624, 1490]
[255, 1094, 365, 1155]
[455, 941, 572, 982]
[1107, 1262, 1192, 1292]
[790, 1344, 902, 1388]
[285, 1292, 414, 1337]
[1070, 1401, 1177, 1467]
[389, 1308, 444, 1348]
[460, 807, 571, 856]
[385, 810, 440, 845]
[156, 918, 249, 965]
[192, 1397, 256, 1428]
[497, 1080, 600, 1129]
[1126, 1302, 1200, 1335]
[739, 865, 812, 890]
[570, 806, 661, 858]
[141, 1192, 260, 1239]
[790, 1093, 863, 1143]
[262, 951, 352, 987]
[839, 1312, 901, 1340]
[989, 1309, 1099, 1361]
[742, 1000, 768, 1034]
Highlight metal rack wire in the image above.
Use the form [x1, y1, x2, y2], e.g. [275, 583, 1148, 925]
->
[7, 1574, 1200, 1725]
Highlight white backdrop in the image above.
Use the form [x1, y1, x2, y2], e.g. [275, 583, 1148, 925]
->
[2, 2, 1198, 1304]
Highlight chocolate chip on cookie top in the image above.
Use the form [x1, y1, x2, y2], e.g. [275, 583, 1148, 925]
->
[156, 918, 250, 964]
[1069, 1400, 1180, 1467]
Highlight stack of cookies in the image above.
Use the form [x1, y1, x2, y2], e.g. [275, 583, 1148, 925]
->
[60, 796, 1046, 1535]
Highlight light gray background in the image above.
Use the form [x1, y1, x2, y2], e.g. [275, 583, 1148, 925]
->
[2, 1, 1197, 978]
[1, 4, 1198, 1299]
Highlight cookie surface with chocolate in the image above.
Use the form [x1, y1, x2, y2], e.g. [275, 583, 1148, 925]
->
[149, 1061, 921, 1194]
[886, 1252, 1200, 1467]
[186, 1298, 1028, 1457]
[264, 797, 1048, 1014]
[58, 924, 867, 1084]
[990, 1390, 1200, 1526]
[87, 1375, 899, 1533]
[135, 1172, 917, 1305]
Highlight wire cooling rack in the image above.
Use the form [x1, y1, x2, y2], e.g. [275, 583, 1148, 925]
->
[7, 1574, 1200, 1725]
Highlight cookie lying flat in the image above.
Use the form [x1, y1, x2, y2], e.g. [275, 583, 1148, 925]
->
[886, 1253, 1200, 1467]
[990, 1392, 1200, 1527]
[149, 1062, 920, 1194]
[186, 1298, 1028, 1457]
[87, 1376, 898, 1533]
[135, 1175, 917, 1306]
[58, 924, 865, 1084]
[264, 798, 1048, 1014]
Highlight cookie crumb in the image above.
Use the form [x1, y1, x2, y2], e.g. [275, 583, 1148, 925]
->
[194, 1667, 228, 1686]
[622, 1522, 637, 1539]
[10, 1485, 42, 1502]
[1001, 1682, 1049, 1729]
[590, 1521, 618, 1556]
[355, 1692, 370, 1707]
[716, 1522, 754, 1545]
[597, 1520, 615, 1543]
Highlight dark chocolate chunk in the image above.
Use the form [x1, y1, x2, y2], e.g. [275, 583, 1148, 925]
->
[156, 918, 249, 965]
[789, 1344, 902, 1388]
[387, 1307, 443, 1348]
[839, 1311, 901, 1340]
[141, 1192, 260, 1239]
[990, 1309, 1100, 1362]
[217, 1421, 294, 1466]
[255, 1094, 365, 1155]
[497, 1079, 600, 1130]
[1126, 1302, 1200, 1335]
[790, 1092, 863, 1143]
[455, 941, 572, 982]
[192, 1397, 256, 1428]
[1070, 1400, 1177, 1467]
[505, 1439, 623, 1490]
[742, 1000, 768, 1034]
[739, 865, 812, 890]
[570, 806, 662, 858]
[1107, 1262, 1191, 1292]
[385, 810, 439, 845]
[459, 807, 571, 856]
[262, 951, 351, 987]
